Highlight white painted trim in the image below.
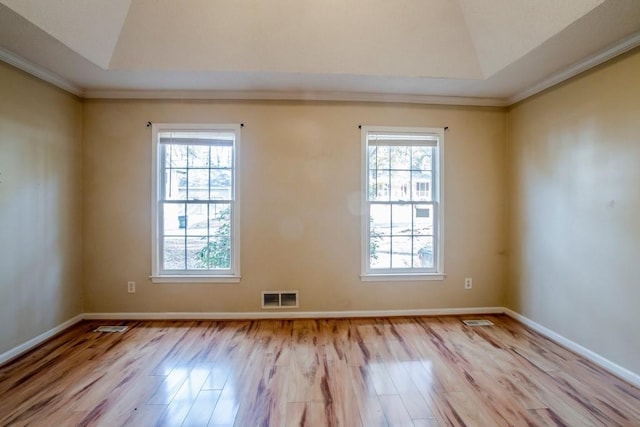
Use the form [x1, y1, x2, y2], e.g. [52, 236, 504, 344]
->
[150, 275, 241, 283]
[0, 46, 83, 96]
[0, 314, 84, 366]
[150, 123, 242, 279]
[503, 308, 640, 389]
[3, 308, 637, 389]
[509, 31, 640, 105]
[84, 307, 504, 320]
[360, 274, 445, 282]
[360, 126, 445, 277]
[83, 89, 508, 107]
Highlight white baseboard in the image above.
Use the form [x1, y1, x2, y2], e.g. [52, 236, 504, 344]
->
[0, 314, 84, 366]
[4, 308, 638, 389]
[503, 308, 640, 388]
[84, 306, 505, 320]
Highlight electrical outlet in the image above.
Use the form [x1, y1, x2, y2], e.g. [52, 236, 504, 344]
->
[127, 281, 136, 293]
[464, 277, 473, 289]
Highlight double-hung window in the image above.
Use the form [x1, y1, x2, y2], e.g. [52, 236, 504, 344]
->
[151, 124, 240, 282]
[361, 126, 444, 280]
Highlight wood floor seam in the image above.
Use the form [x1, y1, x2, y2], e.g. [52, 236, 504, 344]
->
[0, 315, 638, 426]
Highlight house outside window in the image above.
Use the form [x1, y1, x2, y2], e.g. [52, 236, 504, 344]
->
[361, 126, 444, 281]
[151, 124, 241, 283]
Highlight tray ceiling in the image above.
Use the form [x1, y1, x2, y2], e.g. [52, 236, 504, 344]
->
[1, 0, 639, 104]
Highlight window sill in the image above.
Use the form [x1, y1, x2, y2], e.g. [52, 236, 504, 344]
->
[360, 273, 445, 282]
[150, 275, 241, 284]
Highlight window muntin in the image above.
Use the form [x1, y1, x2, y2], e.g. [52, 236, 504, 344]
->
[152, 124, 240, 281]
[362, 127, 443, 279]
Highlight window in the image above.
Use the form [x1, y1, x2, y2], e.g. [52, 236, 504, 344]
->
[415, 182, 429, 198]
[361, 126, 444, 280]
[151, 124, 240, 282]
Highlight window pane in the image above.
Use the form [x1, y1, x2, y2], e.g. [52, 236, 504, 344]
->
[370, 204, 390, 236]
[370, 236, 390, 269]
[411, 146, 432, 171]
[209, 169, 232, 200]
[194, 234, 231, 270]
[164, 144, 187, 168]
[163, 203, 185, 236]
[211, 145, 233, 168]
[163, 236, 186, 270]
[414, 205, 434, 235]
[389, 170, 410, 201]
[201, 204, 232, 270]
[414, 236, 434, 268]
[374, 170, 390, 201]
[370, 203, 390, 269]
[375, 145, 390, 169]
[186, 236, 209, 270]
[206, 235, 232, 269]
[390, 145, 410, 170]
[187, 145, 210, 167]
[391, 237, 412, 268]
[209, 203, 231, 236]
[391, 204, 412, 236]
[187, 169, 209, 200]
[368, 170, 377, 201]
[186, 203, 208, 236]
[368, 146, 379, 171]
[411, 171, 431, 201]
[164, 169, 187, 200]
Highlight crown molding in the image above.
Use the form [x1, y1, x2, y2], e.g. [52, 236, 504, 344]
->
[2, 31, 639, 107]
[508, 31, 640, 105]
[83, 89, 508, 107]
[0, 46, 83, 96]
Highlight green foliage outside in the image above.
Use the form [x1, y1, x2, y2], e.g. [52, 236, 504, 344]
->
[196, 208, 231, 269]
[370, 216, 382, 260]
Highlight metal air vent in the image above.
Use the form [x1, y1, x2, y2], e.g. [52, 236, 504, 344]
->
[262, 291, 299, 309]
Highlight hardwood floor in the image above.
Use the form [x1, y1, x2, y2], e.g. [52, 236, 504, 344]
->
[0, 315, 639, 426]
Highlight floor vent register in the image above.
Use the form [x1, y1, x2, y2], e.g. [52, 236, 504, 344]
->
[462, 319, 494, 327]
[93, 326, 129, 333]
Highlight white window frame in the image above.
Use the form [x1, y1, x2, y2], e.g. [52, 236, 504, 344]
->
[361, 126, 445, 281]
[150, 123, 241, 283]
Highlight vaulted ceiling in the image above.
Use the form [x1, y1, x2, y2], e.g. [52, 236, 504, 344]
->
[1, 0, 639, 105]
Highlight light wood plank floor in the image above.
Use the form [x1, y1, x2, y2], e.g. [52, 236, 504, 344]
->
[0, 315, 639, 426]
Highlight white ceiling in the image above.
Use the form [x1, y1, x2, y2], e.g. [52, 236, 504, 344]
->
[0, 0, 639, 105]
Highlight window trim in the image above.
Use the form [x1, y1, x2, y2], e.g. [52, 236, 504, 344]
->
[150, 123, 241, 283]
[360, 126, 445, 281]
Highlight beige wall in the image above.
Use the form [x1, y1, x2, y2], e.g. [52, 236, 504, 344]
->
[82, 100, 507, 313]
[3, 43, 639, 378]
[508, 49, 640, 374]
[0, 63, 83, 356]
